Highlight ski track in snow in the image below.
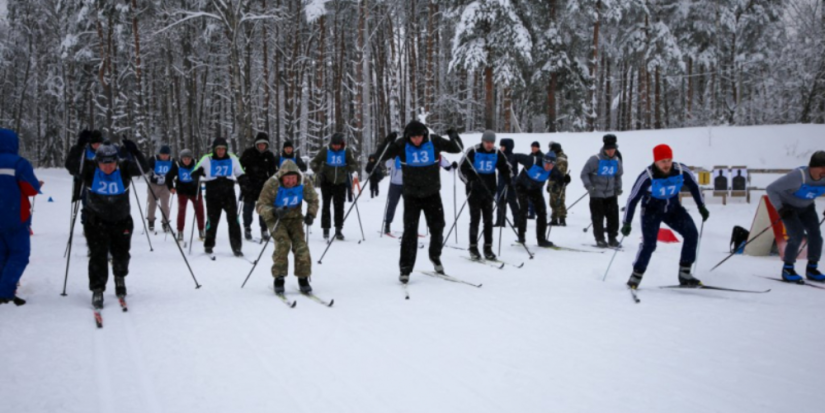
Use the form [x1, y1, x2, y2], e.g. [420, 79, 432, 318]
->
[3, 124, 825, 412]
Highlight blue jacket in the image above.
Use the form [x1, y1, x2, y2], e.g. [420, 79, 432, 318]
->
[623, 162, 704, 225]
[0, 129, 41, 232]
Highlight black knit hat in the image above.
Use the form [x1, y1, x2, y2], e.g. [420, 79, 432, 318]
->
[603, 134, 617, 144]
[159, 145, 171, 155]
[283, 140, 294, 150]
[549, 142, 562, 153]
[531, 141, 540, 148]
[403, 120, 429, 139]
[90, 130, 104, 145]
[330, 133, 345, 146]
[255, 132, 269, 146]
[810, 151, 825, 168]
[212, 137, 228, 150]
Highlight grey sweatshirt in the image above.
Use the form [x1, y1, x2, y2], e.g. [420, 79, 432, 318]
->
[580, 149, 623, 198]
[767, 167, 825, 210]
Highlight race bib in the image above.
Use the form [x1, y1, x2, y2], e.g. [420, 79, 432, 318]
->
[90, 169, 126, 195]
[527, 164, 550, 183]
[651, 175, 684, 200]
[326, 149, 346, 167]
[211, 158, 232, 177]
[86, 147, 97, 161]
[154, 160, 172, 175]
[597, 159, 618, 177]
[405, 142, 436, 167]
[793, 184, 825, 200]
[179, 166, 194, 183]
[275, 185, 304, 209]
[474, 152, 497, 174]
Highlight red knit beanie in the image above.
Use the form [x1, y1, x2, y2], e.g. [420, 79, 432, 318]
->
[653, 144, 673, 162]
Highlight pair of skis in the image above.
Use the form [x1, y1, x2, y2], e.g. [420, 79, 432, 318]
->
[93, 296, 128, 329]
[274, 291, 334, 308]
[628, 283, 772, 304]
[462, 256, 524, 269]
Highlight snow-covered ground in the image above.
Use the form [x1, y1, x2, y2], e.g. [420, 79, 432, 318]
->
[2, 124, 824, 413]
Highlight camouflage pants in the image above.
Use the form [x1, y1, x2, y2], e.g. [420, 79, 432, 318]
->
[271, 218, 311, 278]
[549, 186, 567, 219]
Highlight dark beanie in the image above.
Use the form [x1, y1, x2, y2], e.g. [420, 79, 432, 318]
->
[283, 140, 294, 150]
[330, 133, 345, 146]
[810, 151, 825, 168]
[90, 130, 104, 144]
[212, 137, 228, 150]
[603, 134, 617, 144]
[550, 142, 562, 153]
[159, 145, 171, 155]
[403, 120, 429, 139]
[255, 132, 269, 146]
[531, 141, 540, 148]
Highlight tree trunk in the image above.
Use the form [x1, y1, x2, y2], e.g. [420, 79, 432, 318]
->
[686, 57, 693, 120]
[589, 0, 601, 131]
[484, 64, 494, 130]
[605, 56, 612, 130]
[503, 86, 512, 132]
[654, 65, 661, 129]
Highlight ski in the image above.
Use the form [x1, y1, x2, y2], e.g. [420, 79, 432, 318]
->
[301, 292, 334, 307]
[462, 256, 505, 269]
[420, 271, 483, 288]
[754, 275, 825, 290]
[488, 258, 524, 269]
[93, 309, 103, 328]
[629, 287, 640, 303]
[118, 296, 128, 312]
[276, 294, 298, 308]
[402, 283, 410, 300]
[378, 231, 397, 239]
[516, 244, 604, 253]
[585, 244, 624, 252]
[658, 284, 771, 294]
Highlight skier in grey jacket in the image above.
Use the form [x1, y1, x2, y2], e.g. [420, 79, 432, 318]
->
[766, 151, 825, 283]
[581, 139, 624, 248]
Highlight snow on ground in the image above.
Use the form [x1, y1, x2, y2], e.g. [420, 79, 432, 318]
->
[2, 124, 824, 413]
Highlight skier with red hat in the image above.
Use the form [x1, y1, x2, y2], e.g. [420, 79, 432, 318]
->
[621, 144, 709, 289]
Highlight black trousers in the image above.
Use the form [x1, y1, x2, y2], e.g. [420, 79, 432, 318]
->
[205, 192, 242, 251]
[84, 215, 133, 292]
[321, 182, 347, 229]
[400, 193, 445, 275]
[369, 179, 380, 198]
[495, 182, 520, 225]
[242, 198, 266, 231]
[517, 186, 547, 242]
[469, 196, 494, 246]
[589, 196, 619, 242]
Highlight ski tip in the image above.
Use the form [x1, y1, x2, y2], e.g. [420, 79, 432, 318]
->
[290, 301, 297, 308]
[327, 300, 335, 307]
[196, 284, 203, 289]
[516, 263, 525, 268]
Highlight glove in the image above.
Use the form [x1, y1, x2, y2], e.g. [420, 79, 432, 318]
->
[698, 205, 710, 222]
[122, 139, 140, 157]
[304, 215, 314, 226]
[446, 129, 460, 141]
[563, 174, 571, 185]
[617, 189, 623, 196]
[778, 207, 795, 220]
[384, 131, 398, 145]
[451, 161, 458, 170]
[586, 187, 596, 195]
[621, 223, 632, 237]
[275, 206, 289, 219]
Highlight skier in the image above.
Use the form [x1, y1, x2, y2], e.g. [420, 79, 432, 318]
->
[382, 156, 404, 235]
[622, 144, 709, 289]
[365, 154, 384, 198]
[514, 148, 566, 246]
[310, 133, 359, 240]
[240, 132, 277, 241]
[581, 138, 623, 248]
[193, 138, 249, 257]
[80, 140, 147, 308]
[65, 130, 103, 226]
[146, 145, 175, 233]
[377, 121, 463, 282]
[277, 140, 307, 172]
[494, 138, 520, 227]
[765, 151, 825, 282]
[548, 142, 569, 227]
[0, 128, 42, 306]
[256, 160, 319, 294]
[168, 149, 205, 242]
[525, 141, 542, 220]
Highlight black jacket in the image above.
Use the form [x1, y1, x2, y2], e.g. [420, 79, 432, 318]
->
[515, 150, 562, 191]
[459, 144, 511, 201]
[276, 150, 307, 172]
[378, 133, 463, 199]
[147, 156, 177, 186]
[239, 147, 277, 201]
[168, 160, 201, 198]
[499, 138, 518, 179]
[81, 153, 147, 223]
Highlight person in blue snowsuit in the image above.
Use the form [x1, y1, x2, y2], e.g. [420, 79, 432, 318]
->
[765, 151, 825, 283]
[622, 144, 709, 289]
[0, 128, 42, 306]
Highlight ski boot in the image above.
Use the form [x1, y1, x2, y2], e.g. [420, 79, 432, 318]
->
[678, 265, 702, 286]
[608, 237, 621, 248]
[627, 272, 643, 289]
[431, 257, 445, 274]
[468, 245, 482, 261]
[177, 231, 184, 242]
[559, 218, 567, 227]
[205, 246, 213, 254]
[261, 228, 271, 242]
[0, 297, 26, 306]
[537, 239, 555, 248]
[92, 289, 104, 309]
[782, 263, 803, 283]
[199, 230, 205, 241]
[483, 244, 497, 261]
[384, 223, 392, 235]
[115, 276, 127, 298]
[595, 239, 608, 248]
[299, 277, 313, 294]
[806, 262, 825, 282]
[162, 223, 171, 233]
[323, 229, 330, 240]
[244, 227, 253, 241]
[233, 249, 244, 258]
[274, 277, 286, 294]
[148, 220, 155, 232]
[399, 272, 410, 284]
[550, 218, 559, 226]
[335, 228, 345, 241]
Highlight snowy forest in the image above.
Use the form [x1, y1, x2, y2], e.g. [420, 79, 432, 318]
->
[0, 0, 823, 167]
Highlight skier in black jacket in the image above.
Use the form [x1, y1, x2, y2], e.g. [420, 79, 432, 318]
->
[494, 137, 520, 227]
[365, 154, 385, 198]
[459, 130, 511, 261]
[168, 149, 205, 242]
[377, 120, 463, 283]
[240, 132, 277, 241]
[514, 149, 567, 246]
[277, 140, 307, 172]
[80, 140, 147, 309]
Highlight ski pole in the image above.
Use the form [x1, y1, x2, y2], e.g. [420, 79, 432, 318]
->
[241, 219, 280, 288]
[64, 197, 81, 258]
[498, 187, 506, 257]
[710, 217, 783, 272]
[796, 216, 825, 255]
[443, 195, 470, 248]
[61, 181, 86, 296]
[134, 157, 202, 288]
[130, 178, 154, 251]
[354, 196, 366, 243]
[602, 236, 625, 281]
[317, 135, 394, 264]
[164, 191, 176, 242]
[188, 187, 203, 255]
[380, 185, 391, 237]
[692, 220, 705, 275]
[566, 192, 588, 212]
[453, 168, 458, 244]
[475, 188, 505, 245]
[583, 222, 593, 233]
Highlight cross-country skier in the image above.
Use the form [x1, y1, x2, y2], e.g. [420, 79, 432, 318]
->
[382, 156, 404, 235]
[146, 145, 175, 233]
[622, 144, 709, 289]
[514, 148, 566, 246]
[459, 130, 511, 261]
[365, 154, 385, 198]
[581, 138, 623, 248]
[766, 151, 825, 283]
[193, 138, 249, 257]
[310, 133, 359, 240]
[548, 142, 569, 227]
[240, 132, 277, 241]
[168, 149, 205, 242]
[80, 140, 147, 308]
[65, 130, 103, 226]
[256, 160, 319, 294]
[494, 138, 520, 227]
[277, 140, 308, 172]
[0, 128, 42, 306]
[377, 121, 463, 283]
